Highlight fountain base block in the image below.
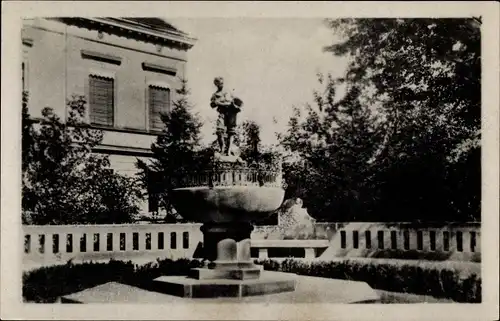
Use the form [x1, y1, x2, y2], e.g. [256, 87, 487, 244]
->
[189, 266, 263, 280]
[150, 271, 297, 298]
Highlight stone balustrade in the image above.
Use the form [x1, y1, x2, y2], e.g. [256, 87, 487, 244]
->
[317, 222, 481, 261]
[22, 221, 481, 270]
[22, 224, 204, 270]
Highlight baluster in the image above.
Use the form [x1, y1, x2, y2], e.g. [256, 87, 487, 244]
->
[150, 231, 158, 251]
[408, 230, 417, 251]
[55, 233, 66, 255]
[145, 232, 152, 251]
[86, 231, 94, 252]
[421, 230, 430, 251]
[112, 231, 120, 252]
[138, 232, 147, 251]
[29, 234, 36, 256]
[91, 232, 99, 252]
[100, 232, 107, 252]
[70, 232, 79, 254]
[130, 232, 138, 251]
[461, 230, 470, 253]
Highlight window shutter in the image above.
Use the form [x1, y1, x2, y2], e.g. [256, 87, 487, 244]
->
[89, 75, 114, 126]
[149, 86, 170, 131]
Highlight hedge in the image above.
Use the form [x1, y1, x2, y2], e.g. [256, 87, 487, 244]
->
[22, 258, 204, 303]
[254, 258, 481, 303]
[23, 257, 481, 303]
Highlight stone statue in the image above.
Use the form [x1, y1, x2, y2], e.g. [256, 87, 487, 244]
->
[210, 77, 243, 156]
[278, 198, 316, 239]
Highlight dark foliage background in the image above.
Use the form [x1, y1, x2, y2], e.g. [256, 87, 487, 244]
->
[279, 18, 481, 223]
[22, 18, 481, 225]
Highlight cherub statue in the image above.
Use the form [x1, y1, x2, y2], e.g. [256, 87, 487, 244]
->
[210, 77, 243, 156]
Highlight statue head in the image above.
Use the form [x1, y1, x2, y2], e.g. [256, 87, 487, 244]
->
[214, 76, 224, 89]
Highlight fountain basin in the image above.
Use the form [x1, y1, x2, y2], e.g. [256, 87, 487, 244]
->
[171, 186, 285, 223]
[164, 164, 294, 298]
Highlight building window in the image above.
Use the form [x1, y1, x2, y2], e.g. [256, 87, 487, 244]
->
[148, 86, 170, 131]
[89, 75, 114, 126]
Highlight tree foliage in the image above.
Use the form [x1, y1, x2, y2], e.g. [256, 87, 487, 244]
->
[22, 93, 142, 225]
[280, 18, 481, 222]
[236, 119, 281, 169]
[281, 78, 383, 221]
[136, 79, 210, 220]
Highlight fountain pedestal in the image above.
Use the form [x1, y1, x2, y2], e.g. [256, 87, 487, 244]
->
[189, 222, 262, 280]
[152, 164, 297, 298]
[153, 221, 297, 298]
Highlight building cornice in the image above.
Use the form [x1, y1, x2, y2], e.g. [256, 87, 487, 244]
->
[51, 17, 196, 51]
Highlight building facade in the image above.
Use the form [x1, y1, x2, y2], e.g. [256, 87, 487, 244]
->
[22, 17, 196, 215]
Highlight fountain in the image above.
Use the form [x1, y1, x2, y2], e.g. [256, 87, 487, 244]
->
[151, 77, 297, 298]
[56, 78, 379, 303]
[58, 77, 380, 304]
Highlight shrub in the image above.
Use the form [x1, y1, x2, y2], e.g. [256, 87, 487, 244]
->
[22, 94, 142, 225]
[254, 258, 481, 303]
[22, 258, 204, 303]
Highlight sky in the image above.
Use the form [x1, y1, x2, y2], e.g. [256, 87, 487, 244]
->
[168, 18, 349, 146]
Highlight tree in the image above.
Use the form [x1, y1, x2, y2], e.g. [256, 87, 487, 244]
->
[322, 18, 481, 222]
[137, 79, 207, 221]
[280, 75, 382, 221]
[22, 94, 142, 225]
[239, 120, 261, 161]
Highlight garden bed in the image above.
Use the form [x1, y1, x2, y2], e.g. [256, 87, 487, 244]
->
[254, 258, 481, 303]
[23, 257, 480, 303]
[22, 258, 204, 303]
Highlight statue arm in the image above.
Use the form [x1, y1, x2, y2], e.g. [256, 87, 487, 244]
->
[210, 94, 218, 108]
[212, 94, 233, 108]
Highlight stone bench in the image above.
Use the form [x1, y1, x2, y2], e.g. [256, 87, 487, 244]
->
[251, 239, 330, 259]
